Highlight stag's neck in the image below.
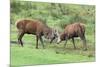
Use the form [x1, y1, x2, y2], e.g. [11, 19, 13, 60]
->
[42, 25, 51, 34]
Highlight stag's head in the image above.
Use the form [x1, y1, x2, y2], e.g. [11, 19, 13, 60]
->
[49, 29, 61, 43]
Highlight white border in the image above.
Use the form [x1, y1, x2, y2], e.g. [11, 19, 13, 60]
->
[0, 0, 97, 67]
[0, 0, 10, 67]
[24, 0, 95, 5]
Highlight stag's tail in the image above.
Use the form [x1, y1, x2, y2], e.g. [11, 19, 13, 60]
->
[15, 19, 25, 30]
[15, 19, 21, 29]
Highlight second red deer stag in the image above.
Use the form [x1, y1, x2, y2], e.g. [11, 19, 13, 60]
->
[57, 23, 87, 51]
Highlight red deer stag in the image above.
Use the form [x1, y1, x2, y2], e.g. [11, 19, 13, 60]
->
[57, 23, 87, 51]
[15, 19, 56, 49]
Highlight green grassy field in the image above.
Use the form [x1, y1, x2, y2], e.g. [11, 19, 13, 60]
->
[11, 45, 95, 66]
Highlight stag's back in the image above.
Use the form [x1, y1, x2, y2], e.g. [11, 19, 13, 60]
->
[64, 23, 85, 37]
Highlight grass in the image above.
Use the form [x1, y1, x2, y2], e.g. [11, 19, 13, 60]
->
[11, 44, 95, 66]
[10, 23, 95, 66]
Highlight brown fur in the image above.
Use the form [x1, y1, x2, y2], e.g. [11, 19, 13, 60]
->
[59, 23, 87, 50]
[15, 19, 55, 49]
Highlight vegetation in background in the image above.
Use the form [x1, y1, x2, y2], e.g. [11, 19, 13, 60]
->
[10, 0, 95, 66]
[10, 0, 95, 27]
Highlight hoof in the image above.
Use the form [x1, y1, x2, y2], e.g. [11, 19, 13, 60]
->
[74, 47, 76, 49]
[43, 47, 45, 49]
[21, 45, 23, 47]
[83, 48, 87, 51]
[36, 47, 39, 49]
[56, 51, 59, 54]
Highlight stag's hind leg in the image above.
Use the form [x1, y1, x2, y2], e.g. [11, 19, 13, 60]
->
[18, 30, 24, 47]
[80, 35, 87, 51]
[72, 38, 76, 49]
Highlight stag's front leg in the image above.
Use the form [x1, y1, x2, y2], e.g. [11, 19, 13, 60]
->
[63, 39, 67, 49]
[80, 35, 87, 51]
[36, 35, 39, 49]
